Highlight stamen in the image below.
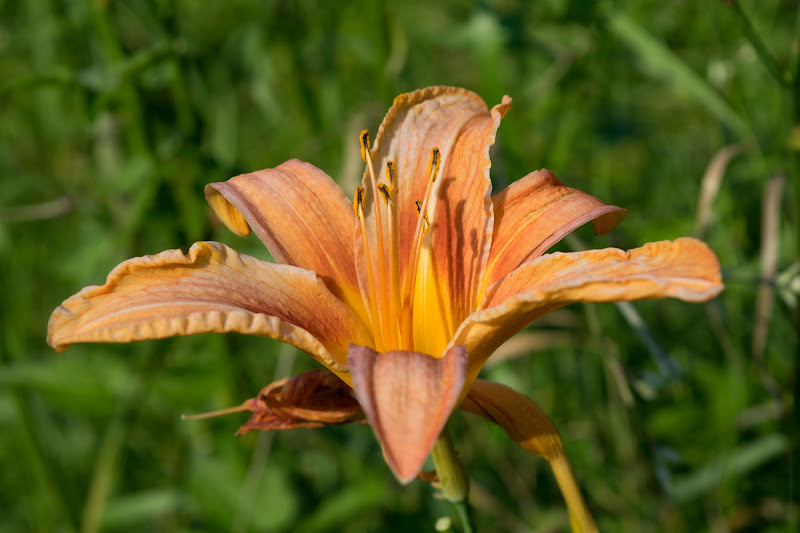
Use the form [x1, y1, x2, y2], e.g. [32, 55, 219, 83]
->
[383, 163, 402, 350]
[354, 186, 384, 351]
[386, 160, 396, 187]
[415, 201, 430, 233]
[360, 130, 395, 349]
[360, 130, 370, 162]
[401, 148, 441, 348]
[377, 184, 392, 205]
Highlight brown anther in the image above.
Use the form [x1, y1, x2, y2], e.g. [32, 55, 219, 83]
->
[414, 200, 430, 232]
[360, 130, 371, 162]
[386, 161, 396, 186]
[428, 148, 441, 183]
[378, 184, 392, 205]
[353, 186, 365, 217]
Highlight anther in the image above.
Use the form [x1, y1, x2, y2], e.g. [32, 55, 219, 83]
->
[353, 186, 365, 217]
[415, 201, 430, 233]
[378, 184, 392, 205]
[386, 161, 396, 187]
[428, 148, 441, 183]
[360, 130, 371, 162]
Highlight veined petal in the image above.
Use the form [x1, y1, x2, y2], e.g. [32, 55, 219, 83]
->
[484, 169, 627, 290]
[412, 96, 513, 356]
[461, 380, 597, 533]
[205, 159, 367, 325]
[361, 87, 499, 295]
[48, 241, 372, 375]
[347, 344, 467, 484]
[450, 238, 724, 388]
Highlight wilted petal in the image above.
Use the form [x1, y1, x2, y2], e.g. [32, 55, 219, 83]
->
[461, 380, 597, 533]
[347, 344, 467, 484]
[205, 159, 367, 323]
[48, 241, 372, 374]
[237, 369, 364, 434]
[484, 169, 627, 289]
[451, 238, 724, 387]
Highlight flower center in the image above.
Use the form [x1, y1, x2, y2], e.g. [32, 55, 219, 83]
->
[353, 131, 441, 353]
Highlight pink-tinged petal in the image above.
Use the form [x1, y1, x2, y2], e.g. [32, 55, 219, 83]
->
[484, 169, 627, 289]
[205, 159, 368, 325]
[461, 380, 597, 533]
[450, 238, 724, 388]
[48, 241, 372, 375]
[347, 344, 467, 484]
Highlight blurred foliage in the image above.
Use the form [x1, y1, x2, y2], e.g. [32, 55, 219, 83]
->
[1, 0, 799, 531]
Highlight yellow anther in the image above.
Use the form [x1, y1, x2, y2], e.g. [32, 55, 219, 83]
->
[428, 148, 441, 183]
[386, 161, 396, 187]
[378, 184, 392, 205]
[353, 186, 365, 217]
[360, 130, 371, 162]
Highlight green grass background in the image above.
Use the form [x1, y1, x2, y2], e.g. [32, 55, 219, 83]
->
[1, 0, 798, 531]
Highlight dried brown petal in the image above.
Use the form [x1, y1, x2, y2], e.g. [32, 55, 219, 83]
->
[237, 369, 364, 434]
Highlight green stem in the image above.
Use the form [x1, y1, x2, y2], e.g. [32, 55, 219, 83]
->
[431, 427, 475, 533]
[451, 501, 474, 533]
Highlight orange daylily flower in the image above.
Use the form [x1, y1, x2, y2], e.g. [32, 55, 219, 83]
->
[49, 87, 723, 528]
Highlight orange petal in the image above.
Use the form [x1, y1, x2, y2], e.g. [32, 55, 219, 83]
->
[48, 241, 372, 375]
[347, 344, 467, 484]
[360, 88, 502, 300]
[413, 95, 514, 356]
[205, 159, 368, 325]
[451, 238, 724, 388]
[461, 380, 597, 532]
[461, 380, 563, 460]
[484, 169, 627, 289]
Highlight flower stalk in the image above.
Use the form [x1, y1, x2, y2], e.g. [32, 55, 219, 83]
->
[431, 426, 474, 533]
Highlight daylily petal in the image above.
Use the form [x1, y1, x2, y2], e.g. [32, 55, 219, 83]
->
[48, 241, 372, 375]
[412, 95, 513, 356]
[205, 159, 367, 324]
[484, 169, 627, 290]
[450, 238, 724, 387]
[360, 88, 499, 294]
[237, 369, 364, 434]
[347, 344, 467, 484]
[461, 380, 597, 533]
